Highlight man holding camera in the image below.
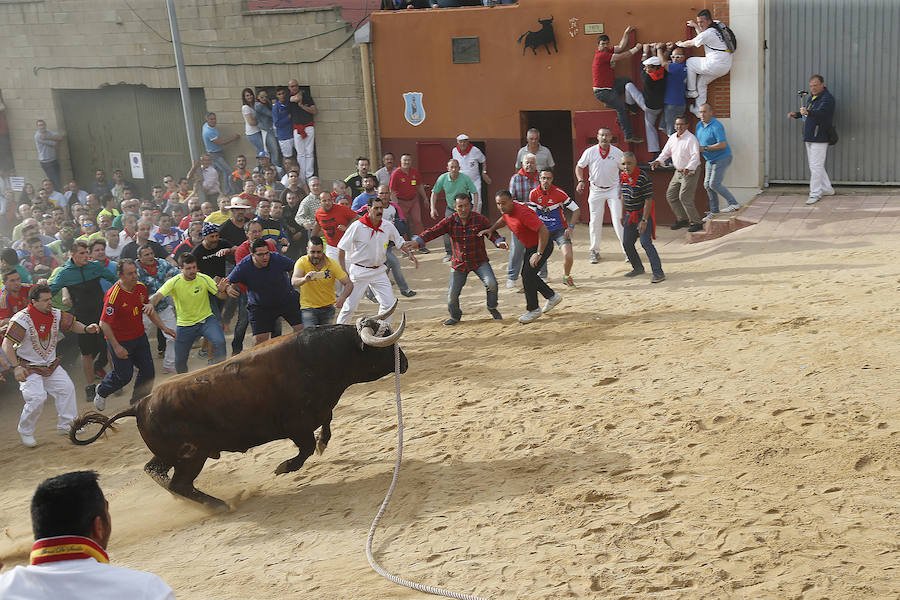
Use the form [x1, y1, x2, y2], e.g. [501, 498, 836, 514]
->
[787, 74, 836, 205]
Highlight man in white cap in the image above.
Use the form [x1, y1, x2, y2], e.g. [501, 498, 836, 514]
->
[621, 48, 667, 156]
[451, 134, 490, 212]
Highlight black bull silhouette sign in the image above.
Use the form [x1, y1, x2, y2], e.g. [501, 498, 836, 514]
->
[517, 16, 558, 56]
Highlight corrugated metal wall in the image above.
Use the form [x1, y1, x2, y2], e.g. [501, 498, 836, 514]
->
[767, 0, 900, 185]
[59, 86, 206, 197]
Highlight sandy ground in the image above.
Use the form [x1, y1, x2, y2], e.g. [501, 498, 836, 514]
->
[1, 194, 898, 599]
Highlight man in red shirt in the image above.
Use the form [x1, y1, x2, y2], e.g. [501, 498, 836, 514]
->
[313, 191, 358, 262]
[238, 178, 260, 209]
[94, 259, 176, 411]
[389, 153, 427, 241]
[0, 269, 34, 375]
[480, 191, 562, 324]
[592, 27, 644, 144]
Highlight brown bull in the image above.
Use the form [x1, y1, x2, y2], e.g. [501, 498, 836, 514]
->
[71, 304, 407, 509]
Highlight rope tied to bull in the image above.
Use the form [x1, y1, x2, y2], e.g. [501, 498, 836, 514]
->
[364, 341, 490, 600]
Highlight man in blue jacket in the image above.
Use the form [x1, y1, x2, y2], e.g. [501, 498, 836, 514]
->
[787, 74, 835, 205]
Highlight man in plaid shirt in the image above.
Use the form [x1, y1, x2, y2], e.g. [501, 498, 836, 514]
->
[404, 193, 506, 326]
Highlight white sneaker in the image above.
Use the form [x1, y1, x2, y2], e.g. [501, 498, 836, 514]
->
[518, 308, 542, 324]
[702, 212, 718, 222]
[94, 390, 106, 412]
[20, 433, 37, 448]
[542, 293, 563, 314]
[506, 279, 518, 289]
[720, 204, 738, 213]
[805, 195, 821, 205]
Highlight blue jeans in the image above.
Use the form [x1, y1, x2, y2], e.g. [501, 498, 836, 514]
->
[208, 151, 234, 195]
[662, 104, 686, 135]
[506, 231, 524, 282]
[262, 129, 280, 166]
[301, 305, 335, 328]
[247, 131, 265, 156]
[623, 217, 664, 278]
[174, 315, 227, 373]
[448, 262, 498, 320]
[704, 154, 738, 213]
[97, 335, 154, 403]
[385, 247, 410, 293]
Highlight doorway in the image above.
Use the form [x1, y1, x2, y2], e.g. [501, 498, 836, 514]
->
[519, 110, 574, 200]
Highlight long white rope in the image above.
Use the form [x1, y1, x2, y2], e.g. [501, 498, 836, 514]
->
[364, 343, 490, 600]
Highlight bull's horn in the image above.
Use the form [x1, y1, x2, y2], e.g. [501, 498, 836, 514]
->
[373, 299, 398, 322]
[359, 313, 406, 347]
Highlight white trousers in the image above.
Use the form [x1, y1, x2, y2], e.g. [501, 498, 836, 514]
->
[143, 305, 176, 371]
[686, 55, 733, 108]
[624, 82, 663, 153]
[587, 186, 624, 254]
[805, 142, 834, 198]
[18, 367, 77, 436]
[279, 138, 295, 158]
[336, 265, 396, 325]
[292, 125, 316, 179]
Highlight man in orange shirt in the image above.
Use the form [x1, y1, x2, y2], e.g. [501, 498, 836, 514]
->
[389, 153, 427, 240]
[313, 191, 358, 263]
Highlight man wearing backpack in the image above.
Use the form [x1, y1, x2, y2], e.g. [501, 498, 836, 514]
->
[787, 75, 836, 205]
[676, 9, 735, 117]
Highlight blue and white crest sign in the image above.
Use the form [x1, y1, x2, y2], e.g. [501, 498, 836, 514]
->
[403, 92, 425, 127]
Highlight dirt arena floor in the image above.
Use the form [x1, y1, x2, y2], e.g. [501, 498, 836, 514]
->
[1, 192, 898, 599]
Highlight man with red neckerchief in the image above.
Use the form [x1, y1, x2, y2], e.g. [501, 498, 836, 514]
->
[0, 470, 174, 599]
[576, 126, 626, 264]
[335, 196, 413, 325]
[389, 153, 427, 239]
[451, 134, 490, 212]
[2, 284, 100, 448]
[528, 169, 581, 287]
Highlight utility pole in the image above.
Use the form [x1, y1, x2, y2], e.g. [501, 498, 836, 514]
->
[166, 0, 199, 160]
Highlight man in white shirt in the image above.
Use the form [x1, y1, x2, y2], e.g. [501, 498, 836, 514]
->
[335, 196, 412, 325]
[451, 134, 490, 211]
[650, 115, 703, 232]
[374, 152, 396, 187]
[63, 180, 88, 207]
[41, 179, 66, 208]
[34, 119, 65, 191]
[515, 128, 556, 172]
[575, 127, 626, 263]
[0, 471, 175, 599]
[676, 9, 734, 116]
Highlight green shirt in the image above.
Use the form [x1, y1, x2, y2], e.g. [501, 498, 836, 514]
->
[432, 172, 477, 209]
[157, 272, 218, 326]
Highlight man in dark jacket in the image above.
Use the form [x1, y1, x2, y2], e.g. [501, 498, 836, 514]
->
[49, 240, 118, 402]
[787, 74, 835, 205]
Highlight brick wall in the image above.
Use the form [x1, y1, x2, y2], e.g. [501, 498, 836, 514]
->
[706, 0, 731, 117]
[0, 0, 368, 188]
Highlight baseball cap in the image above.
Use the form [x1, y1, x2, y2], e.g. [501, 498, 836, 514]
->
[456, 133, 469, 141]
[229, 198, 253, 209]
[256, 151, 268, 158]
[642, 56, 662, 66]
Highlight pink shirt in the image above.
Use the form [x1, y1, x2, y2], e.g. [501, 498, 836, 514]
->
[657, 130, 701, 171]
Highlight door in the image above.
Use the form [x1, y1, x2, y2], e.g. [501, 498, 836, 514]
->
[519, 111, 574, 202]
[59, 86, 207, 198]
[767, 0, 900, 184]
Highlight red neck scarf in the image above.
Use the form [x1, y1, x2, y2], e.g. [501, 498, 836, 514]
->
[620, 167, 639, 187]
[27, 305, 54, 340]
[516, 167, 538, 183]
[647, 68, 665, 81]
[142, 260, 158, 277]
[597, 145, 610, 159]
[31, 536, 109, 566]
[359, 213, 383, 236]
[456, 144, 472, 156]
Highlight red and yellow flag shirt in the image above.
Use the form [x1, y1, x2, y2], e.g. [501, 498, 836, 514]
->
[100, 282, 149, 342]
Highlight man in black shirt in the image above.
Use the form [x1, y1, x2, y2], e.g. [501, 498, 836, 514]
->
[207, 200, 252, 355]
[622, 49, 667, 156]
[343, 157, 370, 198]
[287, 78, 317, 180]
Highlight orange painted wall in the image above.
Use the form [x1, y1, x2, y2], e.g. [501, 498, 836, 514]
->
[371, 0, 715, 140]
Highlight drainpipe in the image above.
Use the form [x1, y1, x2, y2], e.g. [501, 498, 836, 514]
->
[356, 23, 379, 164]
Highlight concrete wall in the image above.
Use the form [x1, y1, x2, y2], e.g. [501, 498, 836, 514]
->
[0, 0, 368, 188]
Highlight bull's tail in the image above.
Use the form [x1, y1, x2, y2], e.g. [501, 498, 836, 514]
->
[70, 405, 138, 446]
[517, 31, 527, 43]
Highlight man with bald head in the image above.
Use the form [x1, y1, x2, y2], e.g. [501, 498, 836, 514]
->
[287, 78, 317, 179]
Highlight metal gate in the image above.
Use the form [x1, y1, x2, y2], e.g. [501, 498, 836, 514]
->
[58, 86, 207, 197]
[766, 0, 900, 185]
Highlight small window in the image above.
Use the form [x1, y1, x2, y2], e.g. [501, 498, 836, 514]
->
[452, 37, 480, 64]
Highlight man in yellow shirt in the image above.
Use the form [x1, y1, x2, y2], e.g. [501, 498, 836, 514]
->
[145, 253, 230, 373]
[291, 235, 352, 327]
[203, 195, 233, 226]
